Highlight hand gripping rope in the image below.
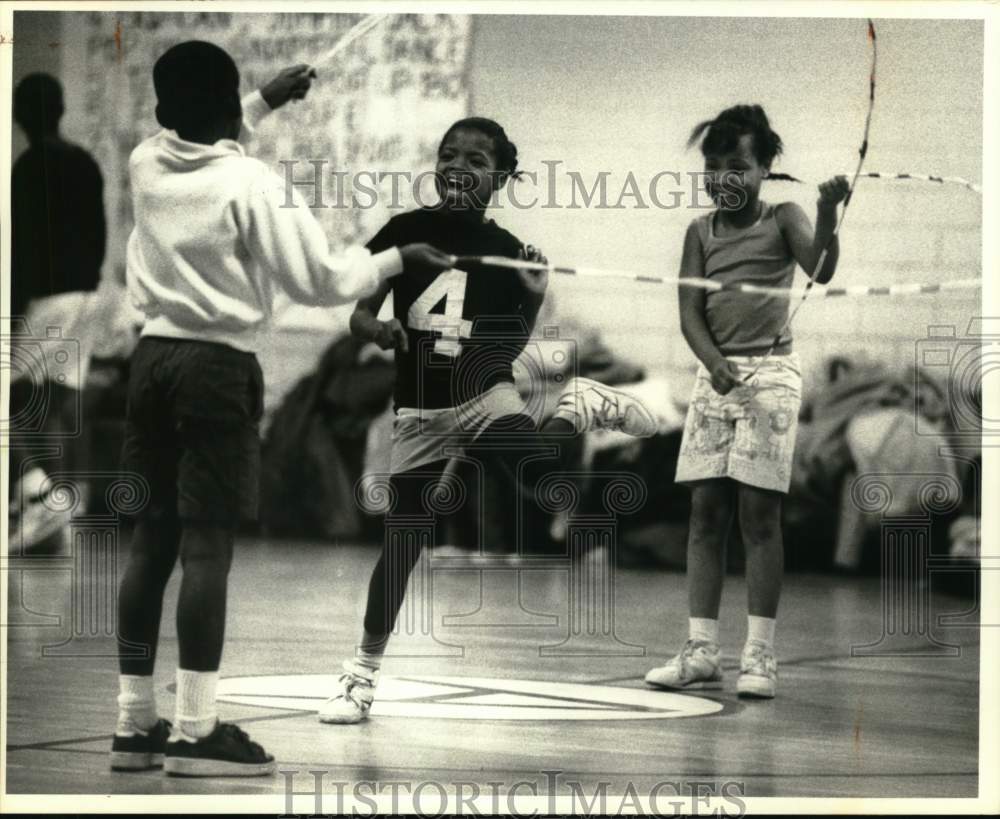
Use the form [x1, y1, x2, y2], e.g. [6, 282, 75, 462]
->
[464, 22, 948, 385]
[312, 18, 980, 351]
[739, 18, 879, 382]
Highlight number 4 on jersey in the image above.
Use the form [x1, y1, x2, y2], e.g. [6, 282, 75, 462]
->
[407, 269, 473, 357]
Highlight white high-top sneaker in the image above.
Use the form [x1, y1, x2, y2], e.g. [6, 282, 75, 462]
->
[318, 660, 379, 724]
[737, 640, 777, 699]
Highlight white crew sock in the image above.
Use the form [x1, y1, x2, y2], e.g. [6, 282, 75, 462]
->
[175, 669, 219, 740]
[356, 630, 386, 672]
[747, 615, 776, 649]
[116, 674, 157, 733]
[689, 617, 720, 645]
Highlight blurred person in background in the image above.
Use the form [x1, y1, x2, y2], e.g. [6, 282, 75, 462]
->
[8, 73, 107, 550]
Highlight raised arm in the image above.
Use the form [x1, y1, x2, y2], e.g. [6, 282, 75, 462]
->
[776, 176, 850, 285]
[238, 64, 316, 144]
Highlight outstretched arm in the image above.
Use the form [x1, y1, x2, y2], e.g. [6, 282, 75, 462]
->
[239, 172, 402, 306]
[240, 171, 454, 308]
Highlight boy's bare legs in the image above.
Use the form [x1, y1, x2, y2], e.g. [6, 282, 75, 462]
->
[115, 521, 235, 736]
[116, 516, 181, 735]
[176, 524, 234, 672]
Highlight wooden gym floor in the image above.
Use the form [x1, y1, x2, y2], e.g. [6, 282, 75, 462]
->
[3, 539, 980, 800]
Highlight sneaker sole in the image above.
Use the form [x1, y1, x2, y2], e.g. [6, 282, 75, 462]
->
[318, 712, 368, 725]
[110, 751, 164, 771]
[644, 678, 723, 691]
[163, 757, 276, 777]
[737, 676, 776, 699]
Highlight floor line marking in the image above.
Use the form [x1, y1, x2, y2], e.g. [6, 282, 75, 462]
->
[5, 746, 979, 781]
[5, 708, 315, 752]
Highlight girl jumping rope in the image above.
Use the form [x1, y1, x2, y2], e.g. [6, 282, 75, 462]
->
[645, 105, 849, 699]
[321, 116, 656, 724]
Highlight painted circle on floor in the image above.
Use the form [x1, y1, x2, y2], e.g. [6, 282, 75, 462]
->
[216, 674, 723, 721]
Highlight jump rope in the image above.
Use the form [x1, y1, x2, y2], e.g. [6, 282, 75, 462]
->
[316, 17, 981, 384]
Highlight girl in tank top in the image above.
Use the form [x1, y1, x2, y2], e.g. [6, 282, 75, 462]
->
[645, 105, 849, 699]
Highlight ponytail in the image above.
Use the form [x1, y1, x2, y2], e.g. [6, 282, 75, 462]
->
[688, 104, 785, 169]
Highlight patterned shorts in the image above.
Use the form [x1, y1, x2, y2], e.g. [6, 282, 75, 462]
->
[675, 353, 802, 493]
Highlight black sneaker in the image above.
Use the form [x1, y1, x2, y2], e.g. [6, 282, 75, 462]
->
[163, 721, 275, 777]
[110, 718, 172, 771]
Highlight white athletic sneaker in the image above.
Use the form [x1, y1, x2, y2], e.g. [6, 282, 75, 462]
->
[737, 640, 777, 699]
[554, 377, 658, 438]
[644, 639, 723, 690]
[318, 660, 379, 724]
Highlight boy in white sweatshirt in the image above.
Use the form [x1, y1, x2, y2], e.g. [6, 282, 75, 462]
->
[110, 40, 452, 777]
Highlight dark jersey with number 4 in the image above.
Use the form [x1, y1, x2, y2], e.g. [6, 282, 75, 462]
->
[366, 207, 530, 410]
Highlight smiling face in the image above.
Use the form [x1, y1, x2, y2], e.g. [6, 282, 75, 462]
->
[435, 127, 504, 212]
[703, 133, 767, 213]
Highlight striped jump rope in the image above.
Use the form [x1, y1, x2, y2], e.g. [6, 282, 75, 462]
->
[772, 171, 981, 195]
[454, 256, 980, 300]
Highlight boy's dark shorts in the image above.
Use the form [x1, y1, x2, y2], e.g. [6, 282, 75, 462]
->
[121, 337, 264, 524]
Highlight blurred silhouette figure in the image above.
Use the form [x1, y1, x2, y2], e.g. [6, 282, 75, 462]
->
[12, 73, 106, 314]
[8, 73, 107, 550]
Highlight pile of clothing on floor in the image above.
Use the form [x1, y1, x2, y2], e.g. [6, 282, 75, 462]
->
[258, 320, 690, 551]
[257, 332, 981, 594]
[786, 356, 980, 579]
[260, 335, 395, 541]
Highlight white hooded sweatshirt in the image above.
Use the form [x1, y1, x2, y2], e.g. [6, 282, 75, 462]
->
[126, 91, 401, 353]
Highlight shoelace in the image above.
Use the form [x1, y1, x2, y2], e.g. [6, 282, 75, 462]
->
[221, 723, 265, 755]
[592, 392, 624, 432]
[678, 639, 701, 674]
[222, 723, 248, 742]
[742, 644, 773, 675]
[338, 671, 373, 709]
